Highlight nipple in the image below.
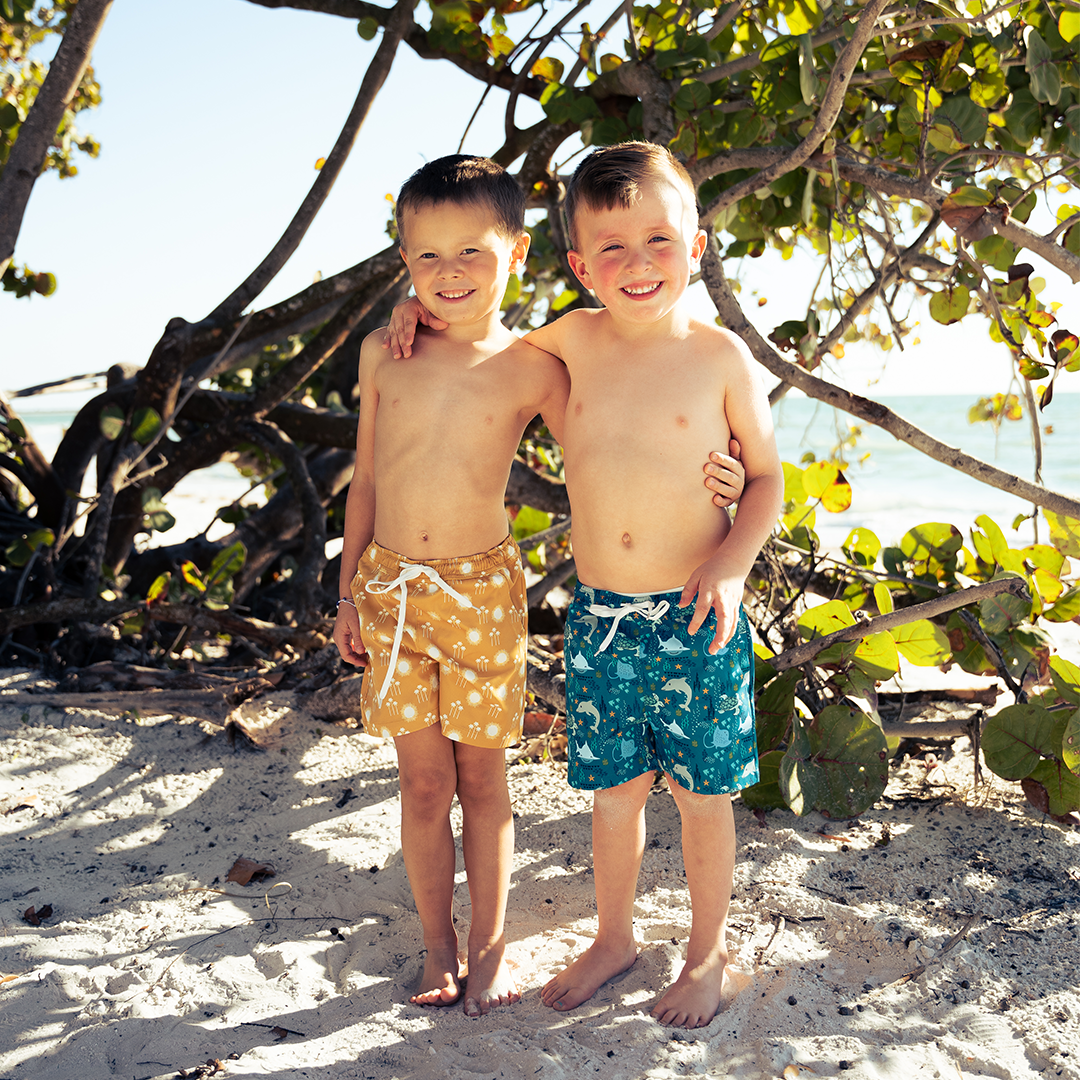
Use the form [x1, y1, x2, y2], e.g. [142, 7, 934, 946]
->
[621, 532, 632, 547]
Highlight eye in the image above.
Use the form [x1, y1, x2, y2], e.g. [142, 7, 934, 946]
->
[601, 242, 622, 253]
[649, 235, 671, 244]
[417, 252, 437, 259]
[461, 247, 479, 255]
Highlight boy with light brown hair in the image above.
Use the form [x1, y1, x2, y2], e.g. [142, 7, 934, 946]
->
[388, 141, 783, 1029]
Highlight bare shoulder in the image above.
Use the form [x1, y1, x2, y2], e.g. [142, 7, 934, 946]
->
[525, 306, 608, 357]
[687, 319, 754, 363]
[359, 326, 390, 373]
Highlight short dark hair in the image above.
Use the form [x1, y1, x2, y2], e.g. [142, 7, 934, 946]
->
[396, 155, 525, 246]
[564, 141, 697, 250]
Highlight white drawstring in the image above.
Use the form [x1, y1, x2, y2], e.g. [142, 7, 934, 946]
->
[588, 599, 670, 653]
[365, 562, 472, 704]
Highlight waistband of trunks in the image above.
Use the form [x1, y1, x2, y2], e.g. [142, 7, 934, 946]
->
[363, 534, 519, 581]
[574, 582, 683, 608]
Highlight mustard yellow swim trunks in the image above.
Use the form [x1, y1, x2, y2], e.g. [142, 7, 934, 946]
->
[350, 535, 527, 748]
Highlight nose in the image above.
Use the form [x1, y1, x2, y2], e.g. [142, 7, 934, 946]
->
[437, 256, 463, 279]
[628, 244, 653, 272]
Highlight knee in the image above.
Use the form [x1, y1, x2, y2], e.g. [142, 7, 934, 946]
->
[398, 764, 456, 815]
[669, 783, 731, 819]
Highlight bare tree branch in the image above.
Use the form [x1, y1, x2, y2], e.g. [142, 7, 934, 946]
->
[770, 576, 1030, 672]
[0, 0, 113, 277]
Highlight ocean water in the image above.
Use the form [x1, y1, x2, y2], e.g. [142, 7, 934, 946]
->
[8, 390, 1080, 553]
[772, 392, 1080, 552]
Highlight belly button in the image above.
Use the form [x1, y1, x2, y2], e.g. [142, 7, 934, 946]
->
[421, 532, 429, 542]
[622, 532, 632, 547]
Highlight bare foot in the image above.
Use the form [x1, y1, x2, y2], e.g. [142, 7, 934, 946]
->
[409, 944, 464, 1007]
[540, 939, 638, 1012]
[462, 936, 519, 1018]
[650, 953, 727, 1028]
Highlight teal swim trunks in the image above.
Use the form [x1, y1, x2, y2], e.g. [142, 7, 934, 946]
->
[564, 583, 758, 795]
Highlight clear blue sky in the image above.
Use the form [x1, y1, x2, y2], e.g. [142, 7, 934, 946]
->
[3, 0, 1076, 401]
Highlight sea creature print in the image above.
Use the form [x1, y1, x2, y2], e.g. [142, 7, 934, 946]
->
[670, 763, 694, 791]
[575, 740, 600, 763]
[662, 677, 693, 710]
[657, 635, 691, 656]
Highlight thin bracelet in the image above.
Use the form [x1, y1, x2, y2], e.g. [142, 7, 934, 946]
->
[337, 598, 357, 610]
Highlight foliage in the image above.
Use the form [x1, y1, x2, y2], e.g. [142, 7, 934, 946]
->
[0, 0, 1077, 823]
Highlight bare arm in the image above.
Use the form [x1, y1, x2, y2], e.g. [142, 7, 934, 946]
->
[333, 331, 381, 666]
[681, 335, 784, 651]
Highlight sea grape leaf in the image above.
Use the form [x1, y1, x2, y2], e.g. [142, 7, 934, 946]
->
[739, 749, 786, 811]
[843, 527, 881, 567]
[140, 487, 175, 534]
[779, 705, 889, 818]
[99, 404, 125, 441]
[802, 460, 838, 499]
[1022, 759, 1080, 817]
[1050, 656, 1080, 706]
[982, 703, 1059, 780]
[1061, 708, 1080, 777]
[853, 632, 899, 681]
[130, 407, 163, 445]
[755, 669, 800, 753]
[798, 599, 855, 640]
[1045, 511, 1080, 557]
[206, 540, 246, 588]
[978, 574, 1031, 633]
[893, 619, 951, 666]
[873, 581, 894, 615]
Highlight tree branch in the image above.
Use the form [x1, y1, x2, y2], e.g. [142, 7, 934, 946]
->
[0, 0, 113, 277]
[770, 576, 1030, 672]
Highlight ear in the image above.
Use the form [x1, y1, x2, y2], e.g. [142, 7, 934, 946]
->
[509, 232, 531, 273]
[399, 246, 410, 269]
[567, 250, 593, 289]
[689, 229, 708, 268]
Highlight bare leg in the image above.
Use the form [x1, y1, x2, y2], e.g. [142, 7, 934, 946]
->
[453, 742, 520, 1017]
[394, 726, 462, 1006]
[651, 783, 735, 1028]
[540, 770, 653, 1012]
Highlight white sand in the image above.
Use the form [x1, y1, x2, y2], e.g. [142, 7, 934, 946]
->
[1, 669, 1078, 1080]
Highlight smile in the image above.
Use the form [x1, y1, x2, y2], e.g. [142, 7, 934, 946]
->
[438, 289, 474, 299]
[621, 282, 662, 298]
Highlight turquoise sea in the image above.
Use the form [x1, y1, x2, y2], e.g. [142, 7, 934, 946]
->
[771, 392, 1080, 551]
[10, 390, 1080, 553]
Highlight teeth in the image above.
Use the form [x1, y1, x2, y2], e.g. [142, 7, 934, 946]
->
[624, 283, 659, 295]
[440, 289, 472, 298]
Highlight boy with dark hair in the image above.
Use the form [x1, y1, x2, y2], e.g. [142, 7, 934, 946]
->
[387, 141, 783, 1029]
[334, 154, 570, 1017]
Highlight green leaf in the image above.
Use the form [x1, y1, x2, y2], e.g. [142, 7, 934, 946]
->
[978, 574, 1031, 633]
[755, 669, 800, 753]
[673, 80, 711, 112]
[797, 599, 855, 641]
[893, 619, 951, 666]
[873, 582, 893, 615]
[739, 749, 787, 811]
[853, 632, 899, 680]
[1063, 708, 1080, 777]
[146, 573, 171, 604]
[1045, 510, 1080, 557]
[900, 521, 963, 563]
[99, 404, 125, 441]
[1022, 758, 1080, 816]
[937, 96, 987, 144]
[130, 407, 163, 445]
[1024, 27, 1060, 105]
[1061, 10, 1080, 43]
[798, 34, 819, 105]
[843, 526, 881, 567]
[779, 705, 890, 817]
[1045, 586, 1080, 623]
[140, 487, 175, 534]
[4, 527, 55, 567]
[356, 16, 378, 40]
[1050, 656, 1080, 706]
[206, 540, 247, 590]
[929, 284, 970, 325]
[982, 703, 1058, 780]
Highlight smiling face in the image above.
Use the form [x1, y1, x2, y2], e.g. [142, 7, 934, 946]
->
[566, 174, 706, 328]
[399, 200, 528, 331]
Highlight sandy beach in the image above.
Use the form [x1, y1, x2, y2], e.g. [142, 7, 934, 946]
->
[1, 664, 1078, 1080]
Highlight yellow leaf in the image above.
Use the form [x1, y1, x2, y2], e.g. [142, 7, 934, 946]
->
[314, 157, 326, 170]
[830, 342, 845, 358]
[802, 460, 839, 499]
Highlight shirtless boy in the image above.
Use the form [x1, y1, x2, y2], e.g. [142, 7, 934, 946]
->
[333, 156, 570, 1017]
[388, 142, 784, 1029]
